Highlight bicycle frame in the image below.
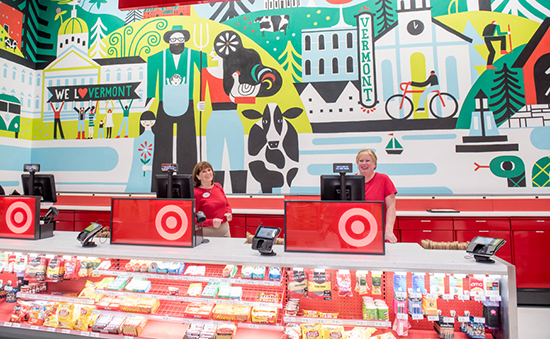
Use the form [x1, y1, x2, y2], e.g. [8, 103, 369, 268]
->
[398, 82, 447, 109]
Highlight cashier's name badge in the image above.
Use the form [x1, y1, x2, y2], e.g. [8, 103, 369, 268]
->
[203, 192, 210, 198]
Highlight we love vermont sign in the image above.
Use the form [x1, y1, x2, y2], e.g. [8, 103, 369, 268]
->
[47, 82, 141, 102]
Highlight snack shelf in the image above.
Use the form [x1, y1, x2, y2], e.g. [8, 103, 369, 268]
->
[93, 269, 282, 286]
[283, 316, 391, 328]
[95, 309, 188, 324]
[17, 292, 95, 305]
[0, 321, 121, 338]
[96, 288, 282, 308]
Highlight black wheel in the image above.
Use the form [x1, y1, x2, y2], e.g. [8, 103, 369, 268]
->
[429, 92, 458, 118]
[214, 31, 241, 57]
[385, 94, 413, 120]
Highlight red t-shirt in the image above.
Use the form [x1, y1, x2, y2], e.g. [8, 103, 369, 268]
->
[364, 172, 397, 202]
[194, 183, 232, 227]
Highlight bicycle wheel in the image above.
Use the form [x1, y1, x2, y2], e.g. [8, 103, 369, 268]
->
[385, 95, 413, 120]
[429, 92, 458, 118]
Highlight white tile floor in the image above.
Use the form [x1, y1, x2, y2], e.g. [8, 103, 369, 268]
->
[518, 306, 550, 338]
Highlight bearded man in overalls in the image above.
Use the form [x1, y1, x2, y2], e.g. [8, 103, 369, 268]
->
[147, 25, 207, 191]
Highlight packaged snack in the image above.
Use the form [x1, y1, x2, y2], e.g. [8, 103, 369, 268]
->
[10, 300, 32, 323]
[308, 269, 331, 300]
[319, 312, 339, 318]
[372, 272, 382, 295]
[251, 306, 278, 324]
[125, 277, 151, 292]
[46, 256, 65, 282]
[233, 305, 252, 322]
[184, 265, 206, 276]
[300, 324, 322, 339]
[393, 272, 407, 293]
[216, 324, 236, 339]
[107, 276, 130, 290]
[201, 282, 220, 298]
[91, 315, 113, 332]
[422, 295, 438, 316]
[252, 266, 266, 279]
[302, 310, 319, 317]
[285, 324, 301, 339]
[138, 298, 160, 314]
[64, 257, 81, 280]
[355, 271, 369, 295]
[229, 286, 243, 299]
[95, 277, 115, 290]
[78, 280, 102, 302]
[257, 292, 279, 303]
[168, 262, 185, 274]
[187, 283, 203, 296]
[56, 303, 75, 329]
[185, 302, 214, 319]
[217, 283, 232, 298]
[289, 268, 307, 298]
[241, 265, 254, 278]
[120, 296, 141, 313]
[28, 301, 50, 326]
[322, 325, 344, 339]
[25, 255, 48, 281]
[79, 258, 93, 277]
[223, 264, 238, 277]
[97, 260, 111, 270]
[74, 305, 96, 331]
[43, 304, 59, 327]
[269, 267, 281, 280]
[123, 316, 148, 337]
[105, 316, 126, 334]
[412, 273, 426, 294]
[157, 261, 171, 273]
[336, 270, 353, 297]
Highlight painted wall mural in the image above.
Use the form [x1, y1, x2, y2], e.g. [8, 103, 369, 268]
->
[0, 0, 549, 196]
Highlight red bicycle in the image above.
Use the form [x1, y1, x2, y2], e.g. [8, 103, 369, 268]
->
[385, 82, 458, 120]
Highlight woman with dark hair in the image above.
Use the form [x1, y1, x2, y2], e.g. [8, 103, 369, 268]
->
[196, 30, 282, 193]
[125, 111, 156, 192]
[0, 184, 5, 195]
[193, 161, 232, 237]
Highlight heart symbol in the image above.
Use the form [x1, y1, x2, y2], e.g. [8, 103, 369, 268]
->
[78, 88, 88, 98]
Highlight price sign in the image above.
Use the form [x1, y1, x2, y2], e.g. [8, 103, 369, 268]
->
[490, 296, 502, 301]
[397, 313, 408, 320]
[356, 321, 369, 326]
[81, 331, 91, 336]
[166, 296, 177, 301]
[443, 317, 455, 323]
[48, 327, 56, 332]
[427, 315, 439, 321]
[458, 294, 470, 301]
[458, 316, 470, 323]
[427, 294, 438, 299]
[12, 323, 21, 328]
[373, 321, 389, 327]
[3, 322, 12, 327]
[30, 325, 40, 330]
[395, 292, 407, 299]
[248, 324, 260, 329]
[410, 293, 422, 299]
[443, 294, 454, 300]
[332, 320, 343, 325]
[474, 295, 485, 301]
[91, 332, 100, 337]
[62, 329, 71, 334]
[411, 314, 423, 320]
[474, 317, 485, 324]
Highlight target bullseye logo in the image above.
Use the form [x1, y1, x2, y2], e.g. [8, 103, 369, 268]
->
[338, 208, 378, 247]
[6, 201, 33, 234]
[155, 205, 188, 241]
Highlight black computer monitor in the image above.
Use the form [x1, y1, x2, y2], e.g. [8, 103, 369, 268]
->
[21, 173, 58, 203]
[320, 175, 365, 201]
[155, 174, 194, 199]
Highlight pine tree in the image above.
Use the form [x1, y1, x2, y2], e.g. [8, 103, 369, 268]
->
[489, 63, 525, 125]
[209, 0, 254, 22]
[374, 0, 396, 36]
[90, 18, 107, 59]
[125, 9, 143, 25]
[18, 0, 56, 64]
[278, 41, 302, 82]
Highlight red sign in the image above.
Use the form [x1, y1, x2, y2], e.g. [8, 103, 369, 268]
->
[111, 198, 195, 247]
[119, 0, 235, 11]
[285, 201, 385, 254]
[0, 196, 40, 239]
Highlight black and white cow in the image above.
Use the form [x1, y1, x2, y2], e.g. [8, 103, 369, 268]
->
[242, 103, 302, 193]
[4, 38, 18, 51]
[254, 15, 289, 37]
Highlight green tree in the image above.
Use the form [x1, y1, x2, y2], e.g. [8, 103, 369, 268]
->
[374, 0, 396, 36]
[278, 41, 302, 83]
[489, 63, 525, 125]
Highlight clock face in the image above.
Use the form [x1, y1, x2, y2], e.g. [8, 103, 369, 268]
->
[407, 20, 424, 36]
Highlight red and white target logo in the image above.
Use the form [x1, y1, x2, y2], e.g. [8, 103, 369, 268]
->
[338, 208, 378, 247]
[155, 205, 188, 241]
[6, 201, 33, 234]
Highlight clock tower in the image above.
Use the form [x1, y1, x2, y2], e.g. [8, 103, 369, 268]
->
[397, 0, 433, 44]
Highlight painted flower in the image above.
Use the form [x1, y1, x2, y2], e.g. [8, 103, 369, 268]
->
[138, 141, 153, 160]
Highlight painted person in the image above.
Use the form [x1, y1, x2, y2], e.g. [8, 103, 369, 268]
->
[356, 149, 398, 243]
[105, 100, 115, 138]
[117, 99, 133, 138]
[87, 104, 97, 139]
[147, 25, 207, 191]
[197, 30, 282, 192]
[50, 102, 65, 140]
[410, 70, 439, 113]
[125, 111, 156, 192]
[193, 161, 232, 238]
[74, 106, 90, 139]
[483, 20, 510, 69]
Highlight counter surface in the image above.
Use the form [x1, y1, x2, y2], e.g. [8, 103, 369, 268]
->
[1, 231, 511, 275]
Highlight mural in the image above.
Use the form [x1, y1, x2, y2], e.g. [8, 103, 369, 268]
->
[0, 0, 549, 196]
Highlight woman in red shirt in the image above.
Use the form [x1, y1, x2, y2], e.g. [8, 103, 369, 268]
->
[356, 149, 398, 243]
[193, 161, 232, 237]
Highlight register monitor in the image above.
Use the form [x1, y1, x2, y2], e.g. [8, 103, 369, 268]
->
[320, 175, 365, 201]
[155, 174, 194, 199]
[21, 173, 58, 203]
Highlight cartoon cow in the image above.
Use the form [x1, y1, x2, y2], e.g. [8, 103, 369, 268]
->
[254, 15, 289, 37]
[4, 38, 18, 51]
[242, 103, 302, 193]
